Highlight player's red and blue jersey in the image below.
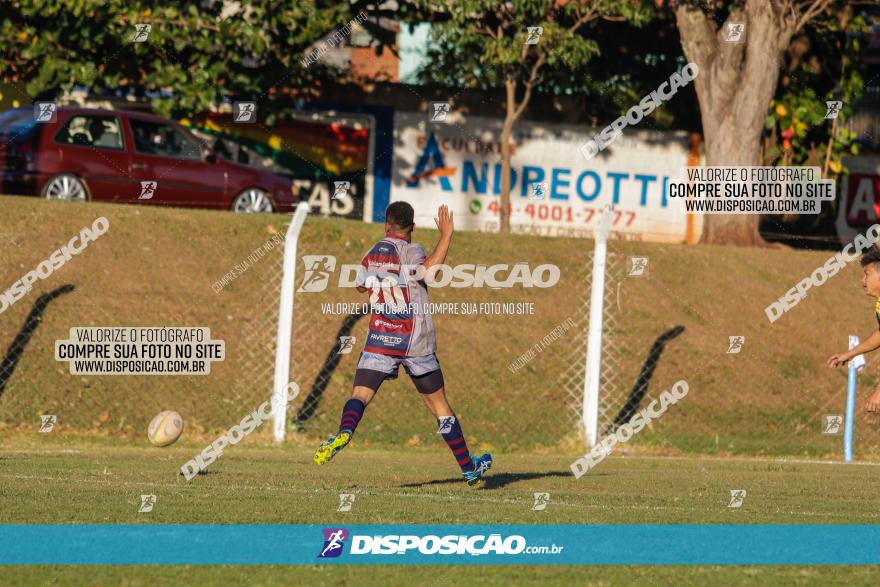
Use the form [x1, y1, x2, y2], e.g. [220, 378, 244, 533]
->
[359, 237, 435, 357]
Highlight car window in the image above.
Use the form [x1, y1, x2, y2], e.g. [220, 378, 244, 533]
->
[130, 119, 201, 160]
[55, 115, 124, 150]
[0, 109, 37, 137]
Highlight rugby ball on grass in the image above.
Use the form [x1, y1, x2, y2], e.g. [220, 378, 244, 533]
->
[148, 410, 184, 447]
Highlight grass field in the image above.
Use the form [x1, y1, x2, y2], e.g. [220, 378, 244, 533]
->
[4, 196, 880, 583]
[4, 436, 880, 525]
[4, 195, 880, 457]
[7, 564, 880, 587]
[1, 434, 880, 584]
[4, 563, 880, 587]
[0, 197, 880, 459]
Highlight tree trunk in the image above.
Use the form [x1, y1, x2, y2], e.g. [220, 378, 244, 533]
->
[675, 0, 800, 246]
[500, 77, 516, 233]
[700, 114, 767, 245]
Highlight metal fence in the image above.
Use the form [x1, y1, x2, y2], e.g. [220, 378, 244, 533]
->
[580, 233, 880, 459]
[0, 207, 587, 449]
[285, 223, 588, 450]
[3, 204, 879, 459]
[0, 212, 287, 439]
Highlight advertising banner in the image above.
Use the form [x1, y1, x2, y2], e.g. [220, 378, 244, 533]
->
[391, 111, 698, 242]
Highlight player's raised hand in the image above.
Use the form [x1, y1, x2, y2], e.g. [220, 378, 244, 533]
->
[826, 353, 851, 368]
[435, 205, 454, 237]
[866, 386, 880, 413]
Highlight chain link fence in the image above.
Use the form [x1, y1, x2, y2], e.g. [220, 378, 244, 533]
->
[3, 201, 880, 459]
[285, 222, 589, 450]
[560, 249, 626, 439]
[0, 209, 289, 439]
[0, 204, 587, 449]
[579, 234, 880, 459]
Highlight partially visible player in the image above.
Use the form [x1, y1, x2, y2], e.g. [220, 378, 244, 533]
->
[827, 245, 880, 412]
[314, 202, 493, 487]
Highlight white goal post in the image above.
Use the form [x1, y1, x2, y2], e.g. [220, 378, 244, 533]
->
[272, 203, 310, 442]
[582, 205, 613, 448]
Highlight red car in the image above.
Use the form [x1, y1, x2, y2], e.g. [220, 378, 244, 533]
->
[0, 107, 297, 213]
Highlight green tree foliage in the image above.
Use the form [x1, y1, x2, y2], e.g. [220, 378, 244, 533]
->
[0, 1, 354, 117]
[412, 0, 651, 231]
[763, 11, 869, 175]
[418, 0, 649, 87]
[669, 0, 867, 245]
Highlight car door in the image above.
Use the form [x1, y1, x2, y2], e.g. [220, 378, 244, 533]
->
[126, 117, 227, 208]
[52, 113, 131, 202]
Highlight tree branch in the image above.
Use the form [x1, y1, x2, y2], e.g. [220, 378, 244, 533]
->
[673, 3, 727, 117]
[794, 0, 835, 32]
[568, 1, 601, 33]
[512, 51, 547, 122]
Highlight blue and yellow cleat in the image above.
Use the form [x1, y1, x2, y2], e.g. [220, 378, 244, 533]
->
[463, 453, 492, 487]
[314, 431, 351, 465]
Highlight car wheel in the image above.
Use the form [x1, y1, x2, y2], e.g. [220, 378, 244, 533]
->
[41, 173, 89, 201]
[231, 188, 274, 213]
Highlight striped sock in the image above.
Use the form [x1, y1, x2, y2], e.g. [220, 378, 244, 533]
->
[338, 398, 366, 435]
[438, 415, 474, 473]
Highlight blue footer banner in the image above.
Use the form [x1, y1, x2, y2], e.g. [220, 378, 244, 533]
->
[1, 525, 878, 565]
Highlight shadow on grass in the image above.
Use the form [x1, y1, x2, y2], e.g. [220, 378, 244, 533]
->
[399, 470, 593, 490]
[0, 284, 75, 399]
[295, 311, 368, 428]
[607, 325, 685, 434]
[178, 469, 218, 478]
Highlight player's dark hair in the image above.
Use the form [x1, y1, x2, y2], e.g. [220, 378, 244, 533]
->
[860, 245, 880, 269]
[386, 202, 414, 232]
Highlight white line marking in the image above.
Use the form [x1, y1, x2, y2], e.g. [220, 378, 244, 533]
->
[623, 454, 880, 467]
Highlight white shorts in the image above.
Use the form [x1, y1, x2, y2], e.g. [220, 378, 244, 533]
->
[356, 351, 440, 377]
[354, 352, 444, 393]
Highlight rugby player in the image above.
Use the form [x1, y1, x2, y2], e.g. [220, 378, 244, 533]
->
[314, 202, 493, 487]
[827, 245, 880, 412]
